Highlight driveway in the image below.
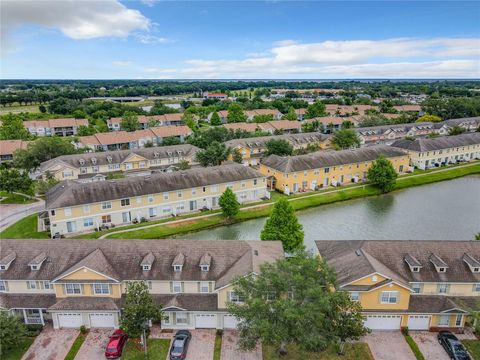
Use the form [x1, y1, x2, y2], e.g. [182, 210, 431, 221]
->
[186, 329, 215, 360]
[409, 331, 449, 360]
[221, 330, 262, 360]
[363, 331, 416, 360]
[74, 328, 112, 360]
[22, 324, 79, 360]
[0, 200, 44, 231]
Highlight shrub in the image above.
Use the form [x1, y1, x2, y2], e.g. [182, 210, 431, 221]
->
[216, 329, 223, 336]
[25, 324, 43, 337]
[80, 325, 87, 334]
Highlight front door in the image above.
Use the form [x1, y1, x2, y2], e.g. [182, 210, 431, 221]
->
[66, 221, 76, 233]
[190, 200, 197, 211]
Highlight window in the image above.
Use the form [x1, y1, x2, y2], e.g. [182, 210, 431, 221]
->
[191, 188, 197, 195]
[0, 281, 6, 292]
[148, 195, 154, 203]
[64, 207, 72, 216]
[474, 284, 480, 292]
[44, 281, 51, 290]
[177, 191, 182, 198]
[210, 185, 218, 193]
[30, 265, 38, 271]
[101, 215, 111, 224]
[172, 281, 182, 293]
[226, 184, 233, 189]
[0, 265, 5, 270]
[83, 218, 94, 227]
[92, 166, 99, 173]
[93, 283, 110, 295]
[380, 291, 398, 304]
[121, 198, 130, 207]
[456, 315, 463, 326]
[229, 291, 245, 303]
[163, 313, 171, 325]
[201, 265, 209, 272]
[83, 205, 90, 214]
[65, 283, 82, 294]
[253, 179, 257, 185]
[163, 192, 169, 200]
[324, 167, 330, 173]
[102, 201, 112, 210]
[438, 315, 449, 326]
[200, 282, 209, 293]
[350, 292, 360, 301]
[173, 265, 182, 272]
[438, 267, 446, 273]
[412, 284, 422, 294]
[438, 284, 449, 294]
[412, 266, 420, 272]
[51, 210, 56, 216]
[175, 312, 188, 325]
[142, 265, 151, 271]
[241, 181, 246, 188]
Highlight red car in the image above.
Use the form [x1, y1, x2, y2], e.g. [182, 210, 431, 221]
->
[104, 329, 128, 359]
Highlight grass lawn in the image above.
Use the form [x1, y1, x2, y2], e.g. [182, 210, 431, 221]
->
[0, 104, 40, 114]
[404, 334, 425, 360]
[1, 337, 35, 360]
[0, 213, 50, 239]
[263, 343, 374, 360]
[122, 338, 170, 360]
[0, 191, 36, 204]
[213, 333, 223, 360]
[64, 332, 87, 360]
[463, 340, 480, 360]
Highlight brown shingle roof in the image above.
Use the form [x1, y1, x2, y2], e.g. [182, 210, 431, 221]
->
[225, 133, 328, 149]
[0, 294, 57, 310]
[49, 297, 120, 311]
[0, 140, 30, 156]
[391, 133, 480, 152]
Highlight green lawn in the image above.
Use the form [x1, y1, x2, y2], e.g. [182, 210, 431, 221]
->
[463, 340, 480, 360]
[0, 104, 40, 114]
[1, 337, 35, 360]
[0, 213, 50, 239]
[122, 338, 170, 360]
[213, 333, 223, 360]
[263, 343, 374, 360]
[64, 333, 87, 360]
[0, 191, 36, 204]
[404, 334, 425, 360]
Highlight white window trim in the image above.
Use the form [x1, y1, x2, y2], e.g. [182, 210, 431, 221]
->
[380, 291, 399, 304]
[172, 281, 182, 293]
[200, 282, 209, 293]
[175, 312, 188, 325]
[65, 283, 82, 295]
[93, 283, 110, 295]
[0, 280, 7, 292]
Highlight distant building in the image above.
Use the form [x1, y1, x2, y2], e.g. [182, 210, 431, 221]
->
[203, 92, 228, 99]
[0, 139, 30, 162]
[107, 114, 183, 131]
[23, 119, 88, 137]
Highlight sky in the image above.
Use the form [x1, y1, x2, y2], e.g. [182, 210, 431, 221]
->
[1, 0, 479, 79]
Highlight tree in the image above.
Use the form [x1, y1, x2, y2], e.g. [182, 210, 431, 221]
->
[448, 125, 466, 136]
[475, 233, 480, 240]
[39, 104, 47, 113]
[265, 139, 293, 156]
[120, 281, 162, 338]
[210, 111, 222, 126]
[162, 136, 181, 146]
[261, 198, 304, 253]
[182, 112, 196, 130]
[0, 168, 33, 194]
[305, 101, 327, 119]
[0, 312, 27, 356]
[0, 116, 31, 140]
[232, 148, 243, 163]
[416, 114, 442, 123]
[195, 141, 230, 166]
[35, 174, 60, 196]
[282, 106, 298, 121]
[219, 187, 240, 218]
[341, 120, 354, 129]
[227, 103, 247, 123]
[253, 114, 274, 123]
[367, 155, 398, 193]
[77, 125, 96, 136]
[178, 159, 191, 170]
[227, 251, 367, 355]
[120, 112, 140, 132]
[331, 129, 360, 150]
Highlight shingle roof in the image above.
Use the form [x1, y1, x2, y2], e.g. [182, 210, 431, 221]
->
[0, 294, 57, 310]
[45, 164, 264, 209]
[262, 145, 407, 173]
[0, 140, 30, 156]
[0, 251, 16, 266]
[391, 132, 480, 152]
[151, 294, 218, 311]
[407, 295, 469, 314]
[0, 239, 284, 287]
[49, 297, 120, 311]
[225, 133, 328, 149]
[316, 240, 480, 286]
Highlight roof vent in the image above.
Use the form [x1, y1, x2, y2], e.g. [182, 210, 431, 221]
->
[355, 250, 362, 257]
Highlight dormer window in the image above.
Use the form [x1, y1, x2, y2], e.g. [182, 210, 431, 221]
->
[463, 253, 480, 273]
[199, 252, 211, 272]
[429, 254, 448, 273]
[31, 265, 39, 271]
[0, 265, 6, 270]
[412, 267, 420, 272]
[438, 267, 446, 273]
[79, 159, 85, 165]
[0, 252, 16, 271]
[201, 265, 209, 272]
[142, 265, 151, 271]
[141, 252, 155, 271]
[107, 156, 112, 163]
[92, 158, 97, 165]
[174, 265, 182, 272]
[28, 252, 47, 271]
[404, 254, 422, 272]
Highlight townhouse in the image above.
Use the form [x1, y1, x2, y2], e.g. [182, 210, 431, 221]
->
[244, 109, 283, 121]
[0, 239, 283, 330]
[0, 139, 30, 162]
[355, 122, 436, 145]
[325, 104, 377, 116]
[223, 123, 260, 133]
[260, 145, 409, 194]
[107, 114, 184, 131]
[23, 118, 89, 137]
[435, 117, 480, 135]
[260, 120, 301, 134]
[44, 164, 268, 236]
[225, 133, 331, 166]
[37, 144, 200, 182]
[315, 240, 480, 333]
[295, 108, 307, 121]
[77, 126, 192, 151]
[391, 132, 480, 170]
[304, 116, 361, 132]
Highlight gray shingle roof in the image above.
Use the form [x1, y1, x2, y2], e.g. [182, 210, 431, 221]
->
[225, 133, 329, 149]
[46, 164, 264, 209]
[261, 145, 407, 173]
[0, 294, 57, 310]
[0, 252, 16, 266]
[391, 132, 480, 152]
[49, 297, 120, 311]
[0, 239, 284, 288]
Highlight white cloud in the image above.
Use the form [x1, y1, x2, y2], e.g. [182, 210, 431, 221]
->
[135, 34, 175, 44]
[143, 37, 480, 79]
[112, 61, 132, 67]
[140, 0, 159, 7]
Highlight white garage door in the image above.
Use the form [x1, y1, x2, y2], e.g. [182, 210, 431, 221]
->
[58, 313, 82, 328]
[195, 314, 217, 328]
[223, 315, 239, 329]
[90, 313, 115, 328]
[364, 315, 401, 330]
[408, 315, 430, 330]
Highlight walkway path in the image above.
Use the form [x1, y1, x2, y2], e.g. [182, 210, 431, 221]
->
[100, 162, 479, 239]
[0, 196, 44, 231]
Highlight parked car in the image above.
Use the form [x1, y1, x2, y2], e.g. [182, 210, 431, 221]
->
[105, 329, 128, 359]
[169, 330, 192, 360]
[437, 331, 471, 360]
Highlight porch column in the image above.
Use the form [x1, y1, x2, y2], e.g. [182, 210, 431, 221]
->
[22, 309, 27, 324]
[39, 309, 44, 326]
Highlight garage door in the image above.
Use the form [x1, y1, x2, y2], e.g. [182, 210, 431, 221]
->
[195, 314, 217, 328]
[223, 315, 239, 329]
[408, 315, 430, 330]
[90, 313, 115, 328]
[364, 315, 401, 330]
[58, 313, 82, 328]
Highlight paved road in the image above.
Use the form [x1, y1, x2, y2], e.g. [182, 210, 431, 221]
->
[0, 199, 44, 232]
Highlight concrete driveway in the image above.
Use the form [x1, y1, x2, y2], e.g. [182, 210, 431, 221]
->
[74, 328, 112, 360]
[22, 324, 79, 360]
[221, 330, 262, 360]
[0, 200, 44, 231]
[364, 331, 416, 360]
[186, 329, 215, 360]
[409, 331, 450, 360]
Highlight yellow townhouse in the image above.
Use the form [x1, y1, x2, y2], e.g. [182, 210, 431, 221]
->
[0, 239, 283, 330]
[37, 144, 200, 182]
[260, 145, 409, 194]
[44, 163, 268, 237]
[225, 133, 331, 166]
[391, 132, 480, 170]
[316, 240, 480, 333]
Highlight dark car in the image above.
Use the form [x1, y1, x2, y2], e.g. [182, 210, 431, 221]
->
[169, 330, 192, 360]
[104, 329, 128, 359]
[437, 331, 471, 360]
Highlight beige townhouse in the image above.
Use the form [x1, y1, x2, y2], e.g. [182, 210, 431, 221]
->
[107, 114, 184, 131]
[0, 139, 30, 162]
[0, 239, 283, 330]
[23, 118, 89, 137]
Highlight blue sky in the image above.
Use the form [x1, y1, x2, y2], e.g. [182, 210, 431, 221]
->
[1, 0, 479, 79]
